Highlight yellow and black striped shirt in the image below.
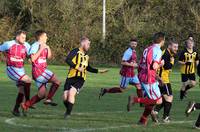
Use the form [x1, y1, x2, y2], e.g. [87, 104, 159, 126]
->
[66, 48, 98, 80]
[179, 48, 199, 74]
[158, 49, 174, 84]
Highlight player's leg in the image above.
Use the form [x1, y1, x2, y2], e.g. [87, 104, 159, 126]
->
[162, 94, 173, 123]
[20, 75, 32, 101]
[44, 70, 61, 105]
[185, 101, 200, 117]
[63, 78, 84, 119]
[99, 76, 129, 98]
[64, 87, 77, 118]
[195, 114, 200, 129]
[180, 74, 190, 100]
[12, 85, 24, 116]
[6, 67, 28, 116]
[21, 84, 46, 112]
[153, 86, 164, 116]
[128, 82, 162, 125]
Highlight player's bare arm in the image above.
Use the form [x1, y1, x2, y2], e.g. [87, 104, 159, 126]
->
[31, 45, 47, 62]
[121, 61, 138, 68]
[46, 45, 52, 59]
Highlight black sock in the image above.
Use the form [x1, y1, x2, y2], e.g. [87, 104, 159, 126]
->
[66, 101, 74, 115]
[185, 85, 192, 92]
[163, 101, 172, 118]
[195, 114, 200, 127]
[154, 103, 164, 112]
[63, 101, 68, 108]
[195, 103, 200, 109]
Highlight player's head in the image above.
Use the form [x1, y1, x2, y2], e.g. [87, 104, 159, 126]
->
[35, 30, 48, 44]
[188, 33, 194, 41]
[185, 39, 194, 49]
[15, 30, 27, 44]
[129, 38, 138, 49]
[153, 32, 165, 47]
[80, 36, 90, 52]
[168, 40, 178, 54]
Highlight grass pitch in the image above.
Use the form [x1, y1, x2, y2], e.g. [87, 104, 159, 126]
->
[0, 63, 200, 132]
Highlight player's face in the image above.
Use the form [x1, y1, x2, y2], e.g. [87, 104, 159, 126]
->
[186, 41, 194, 49]
[16, 33, 26, 44]
[160, 38, 165, 47]
[83, 40, 90, 52]
[171, 43, 178, 54]
[40, 33, 48, 44]
[130, 41, 137, 49]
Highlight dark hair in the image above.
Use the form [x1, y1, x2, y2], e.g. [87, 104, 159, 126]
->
[130, 37, 137, 42]
[168, 38, 178, 45]
[15, 30, 27, 37]
[80, 36, 89, 43]
[35, 30, 46, 41]
[153, 32, 165, 43]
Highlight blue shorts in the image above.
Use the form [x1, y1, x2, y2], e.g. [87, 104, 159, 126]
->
[120, 75, 140, 89]
[6, 66, 26, 86]
[141, 82, 161, 100]
[35, 69, 54, 88]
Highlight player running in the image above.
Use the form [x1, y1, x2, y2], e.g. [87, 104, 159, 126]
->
[0, 30, 32, 116]
[151, 40, 178, 123]
[127, 32, 165, 126]
[99, 38, 143, 101]
[179, 38, 199, 100]
[21, 30, 61, 113]
[185, 63, 200, 129]
[63, 36, 108, 119]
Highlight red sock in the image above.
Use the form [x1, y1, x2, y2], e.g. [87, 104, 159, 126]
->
[134, 97, 157, 105]
[47, 83, 59, 100]
[106, 87, 122, 93]
[136, 89, 143, 98]
[24, 83, 31, 101]
[25, 95, 41, 107]
[14, 93, 24, 111]
[139, 105, 154, 124]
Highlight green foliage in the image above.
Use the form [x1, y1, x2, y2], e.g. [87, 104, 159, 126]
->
[0, 0, 200, 65]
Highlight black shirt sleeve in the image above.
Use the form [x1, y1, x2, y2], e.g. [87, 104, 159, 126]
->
[65, 48, 79, 68]
[195, 52, 199, 61]
[162, 51, 173, 70]
[86, 64, 98, 73]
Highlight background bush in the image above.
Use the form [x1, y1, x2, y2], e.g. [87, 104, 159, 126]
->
[0, 0, 200, 65]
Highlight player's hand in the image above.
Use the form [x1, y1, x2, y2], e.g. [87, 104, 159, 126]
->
[77, 67, 84, 72]
[130, 62, 138, 67]
[160, 60, 165, 67]
[98, 69, 109, 73]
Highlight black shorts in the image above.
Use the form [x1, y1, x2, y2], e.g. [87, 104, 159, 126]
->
[64, 77, 85, 92]
[181, 74, 196, 82]
[159, 83, 172, 96]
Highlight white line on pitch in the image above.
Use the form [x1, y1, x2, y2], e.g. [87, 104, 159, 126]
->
[4, 117, 195, 132]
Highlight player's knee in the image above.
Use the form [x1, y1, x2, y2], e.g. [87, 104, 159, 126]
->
[191, 81, 196, 87]
[156, 98, 162, 105]
[38, 93, 46, 99]
[63, 91, 68, 101]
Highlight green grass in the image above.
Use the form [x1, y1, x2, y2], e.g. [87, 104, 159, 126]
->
[0, 63, 200, 132]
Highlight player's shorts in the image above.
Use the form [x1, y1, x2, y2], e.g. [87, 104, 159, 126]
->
[64, 77, 85, 93]
[159, 83, 172, 96]
[6, 66, 26, 86]
[181, 73, 196, 82]
[120, 75, 140, 89]
[141, 81, 161, 100]
[35, 69, 54, 88]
